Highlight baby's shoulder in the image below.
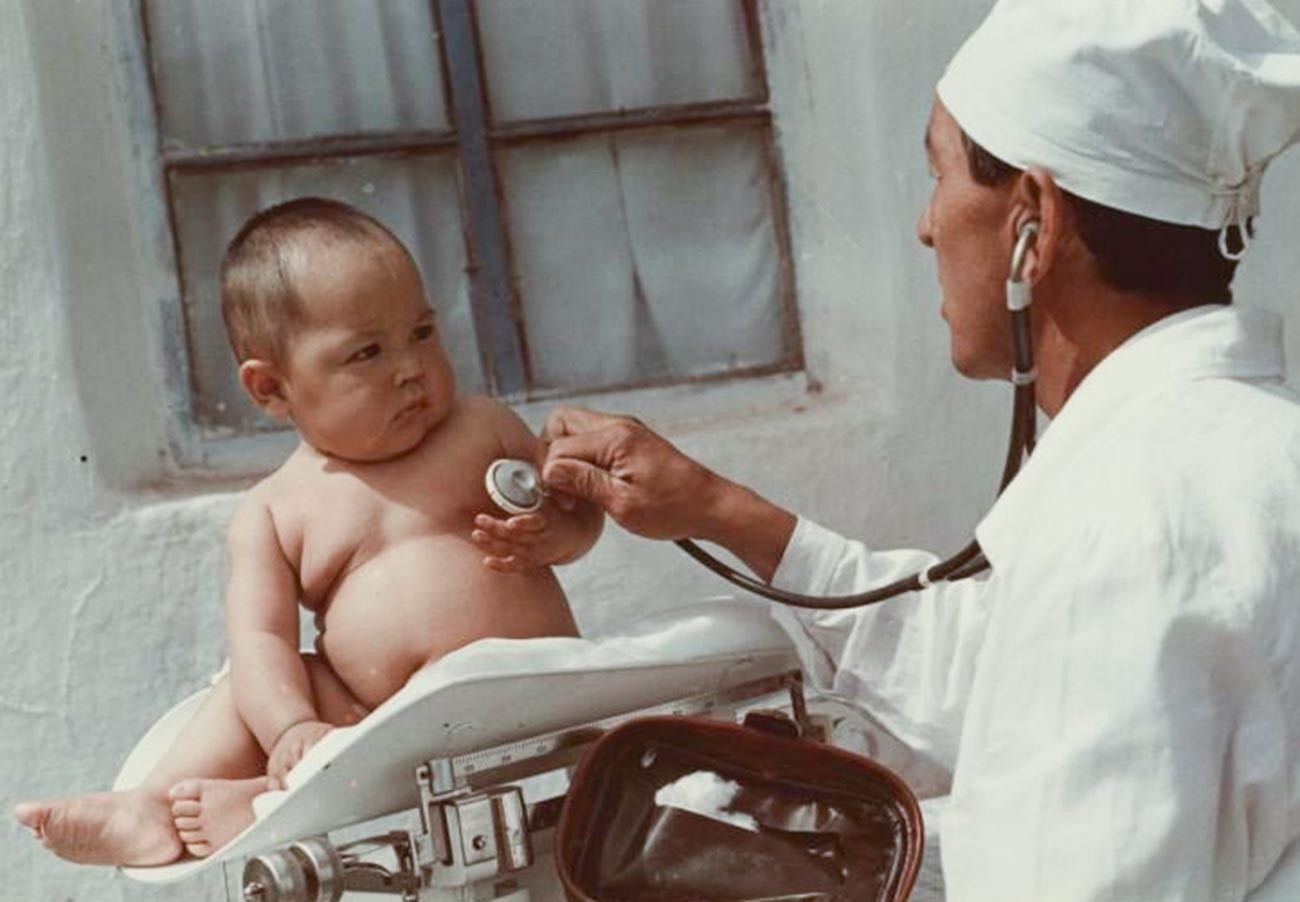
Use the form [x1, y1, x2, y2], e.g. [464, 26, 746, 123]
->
[232, 450, 316, 520]
[226, 454, 320, 556]
[449, 394, 534, 452]
[453, 393, 514, 423]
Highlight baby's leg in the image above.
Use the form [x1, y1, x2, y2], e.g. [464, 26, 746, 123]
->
[14, 653, 365, 865]
[301, 651, 372, 727]
[12, 672, 259, 866]
[168, 654, 369, 856]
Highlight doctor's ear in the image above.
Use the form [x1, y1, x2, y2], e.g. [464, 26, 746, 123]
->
[238, 358, 291, 418]
[1011, 167, 1067, 284]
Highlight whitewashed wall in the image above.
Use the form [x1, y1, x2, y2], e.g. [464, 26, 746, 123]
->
[5, 1, 1300, 900]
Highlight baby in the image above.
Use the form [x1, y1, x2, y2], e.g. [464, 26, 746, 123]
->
[14, 197, 602, 866]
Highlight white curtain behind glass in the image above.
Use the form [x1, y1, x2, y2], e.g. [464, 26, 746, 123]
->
[501, 125, 785, 392]
[482, 0, 788, 391]
[145, 0, 448, 147]
[476, 0, 756, 121]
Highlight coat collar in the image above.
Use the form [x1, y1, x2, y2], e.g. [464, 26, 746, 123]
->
[975, 304, 1285, 569]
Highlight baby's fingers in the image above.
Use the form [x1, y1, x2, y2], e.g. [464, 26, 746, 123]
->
[506, 513, 546, 533]
[471, 529, 518, 557]
[482, 554, 524, 572]
[267, 757, 291, 783]
[474, 514, 546, 541]
[474, 513, 547, 535]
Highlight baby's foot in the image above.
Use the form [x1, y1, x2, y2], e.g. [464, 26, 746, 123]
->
[13, 789, 182, 866]
[168, 776, 277, 858]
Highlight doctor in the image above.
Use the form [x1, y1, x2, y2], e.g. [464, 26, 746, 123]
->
[491, 1, 1300, 899]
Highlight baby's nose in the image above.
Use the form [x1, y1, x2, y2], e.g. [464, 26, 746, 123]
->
[394, 349, 424, 384]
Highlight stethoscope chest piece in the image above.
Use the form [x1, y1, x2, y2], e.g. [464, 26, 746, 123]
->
[485, 459, 545, 514]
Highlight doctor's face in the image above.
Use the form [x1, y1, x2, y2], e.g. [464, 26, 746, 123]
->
[917, 101, 1016, 380]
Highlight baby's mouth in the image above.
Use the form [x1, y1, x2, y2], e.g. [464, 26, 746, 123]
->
[396, 398, 430, 421]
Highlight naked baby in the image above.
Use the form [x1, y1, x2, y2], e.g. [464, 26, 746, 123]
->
[14, 197, 603, 866]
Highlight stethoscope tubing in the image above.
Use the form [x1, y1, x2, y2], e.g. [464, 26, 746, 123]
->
[676, 225, 1041, 610]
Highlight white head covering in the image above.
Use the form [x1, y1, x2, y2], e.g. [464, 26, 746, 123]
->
[937, 0, 1300, 256]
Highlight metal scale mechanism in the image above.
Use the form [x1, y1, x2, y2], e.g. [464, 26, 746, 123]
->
[234, 667, 808, 902]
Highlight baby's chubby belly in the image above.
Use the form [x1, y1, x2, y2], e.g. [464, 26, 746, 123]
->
[315, 535, 576, 708]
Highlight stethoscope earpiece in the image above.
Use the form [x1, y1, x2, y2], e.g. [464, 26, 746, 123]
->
[1011, 220, 1041, 283]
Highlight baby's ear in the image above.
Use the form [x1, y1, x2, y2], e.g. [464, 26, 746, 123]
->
[238, 358, 290, 418]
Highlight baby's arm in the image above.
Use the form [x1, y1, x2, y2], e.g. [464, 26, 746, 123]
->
[224, 496, 328, 776]
[470, 398, 604, 571]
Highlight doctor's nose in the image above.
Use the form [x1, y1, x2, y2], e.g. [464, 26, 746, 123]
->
[917, 204, 935, 248]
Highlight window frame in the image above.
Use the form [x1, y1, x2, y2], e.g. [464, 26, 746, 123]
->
[136, 0, 803, 456]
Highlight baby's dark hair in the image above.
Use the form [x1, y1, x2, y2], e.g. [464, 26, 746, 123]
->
[220, 197, 410, 362]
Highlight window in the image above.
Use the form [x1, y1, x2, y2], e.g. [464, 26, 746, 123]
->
[139, 0, 802, 440]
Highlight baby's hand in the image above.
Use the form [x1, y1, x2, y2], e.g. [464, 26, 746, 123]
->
[472, 512, 563, 571]
[267, 720, 334, 783]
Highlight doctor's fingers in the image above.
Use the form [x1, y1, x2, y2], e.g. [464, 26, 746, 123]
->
[540, 405, 644, 443]
[543, 417, 679, 489]
[542, 457, 624, 516]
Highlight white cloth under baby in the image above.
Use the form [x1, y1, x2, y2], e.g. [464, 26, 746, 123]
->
[118, 597, 798, 883]
[267, 597, 794, 803]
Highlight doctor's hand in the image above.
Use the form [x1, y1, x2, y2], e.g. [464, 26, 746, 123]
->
[539, 406, 728, 542]
[266, 720, 334, 783]
[540, 406, 798, 582]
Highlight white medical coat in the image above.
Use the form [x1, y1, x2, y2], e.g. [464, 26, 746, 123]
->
[770, 305, 1300, 901]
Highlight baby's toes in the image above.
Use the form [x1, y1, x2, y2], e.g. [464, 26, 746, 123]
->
[166, 780, 208, 855]
[173, 816, 208, 856]
[167, 778, 203, 804]
[170, 796, 201, 819]
[184, 838, 215, 858]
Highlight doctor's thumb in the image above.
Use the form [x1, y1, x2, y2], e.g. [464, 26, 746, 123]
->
[544, 459, 617, 511]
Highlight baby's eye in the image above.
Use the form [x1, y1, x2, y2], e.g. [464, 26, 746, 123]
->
[347, 343, 381, 363]
[413, 323, 436, 342]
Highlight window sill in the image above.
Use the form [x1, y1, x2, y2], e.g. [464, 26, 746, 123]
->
[163, 369, 839, 486]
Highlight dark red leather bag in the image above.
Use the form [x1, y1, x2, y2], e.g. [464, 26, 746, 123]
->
[555, 714, 924, 902]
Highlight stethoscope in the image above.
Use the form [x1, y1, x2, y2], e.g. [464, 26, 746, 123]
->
[487, 222, 1041, 611]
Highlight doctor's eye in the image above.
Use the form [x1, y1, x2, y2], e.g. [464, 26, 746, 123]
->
[347, 343, 381, 363]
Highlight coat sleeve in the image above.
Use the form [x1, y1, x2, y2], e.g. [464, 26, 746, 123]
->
[768, 517, 995, 776]
[936, 520, 1283, 902]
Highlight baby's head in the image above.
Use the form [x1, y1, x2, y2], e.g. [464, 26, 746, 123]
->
[221, 197, 457, 462]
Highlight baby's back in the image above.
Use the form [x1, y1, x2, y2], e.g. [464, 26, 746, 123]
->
[260, 397, 575, 708]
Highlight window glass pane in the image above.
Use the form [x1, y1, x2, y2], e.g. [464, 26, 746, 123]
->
[476, 0, 756, 123]
[145, 0, 448, 148]
[171, 154, 478, 435]
[499, 125, 790, 393]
